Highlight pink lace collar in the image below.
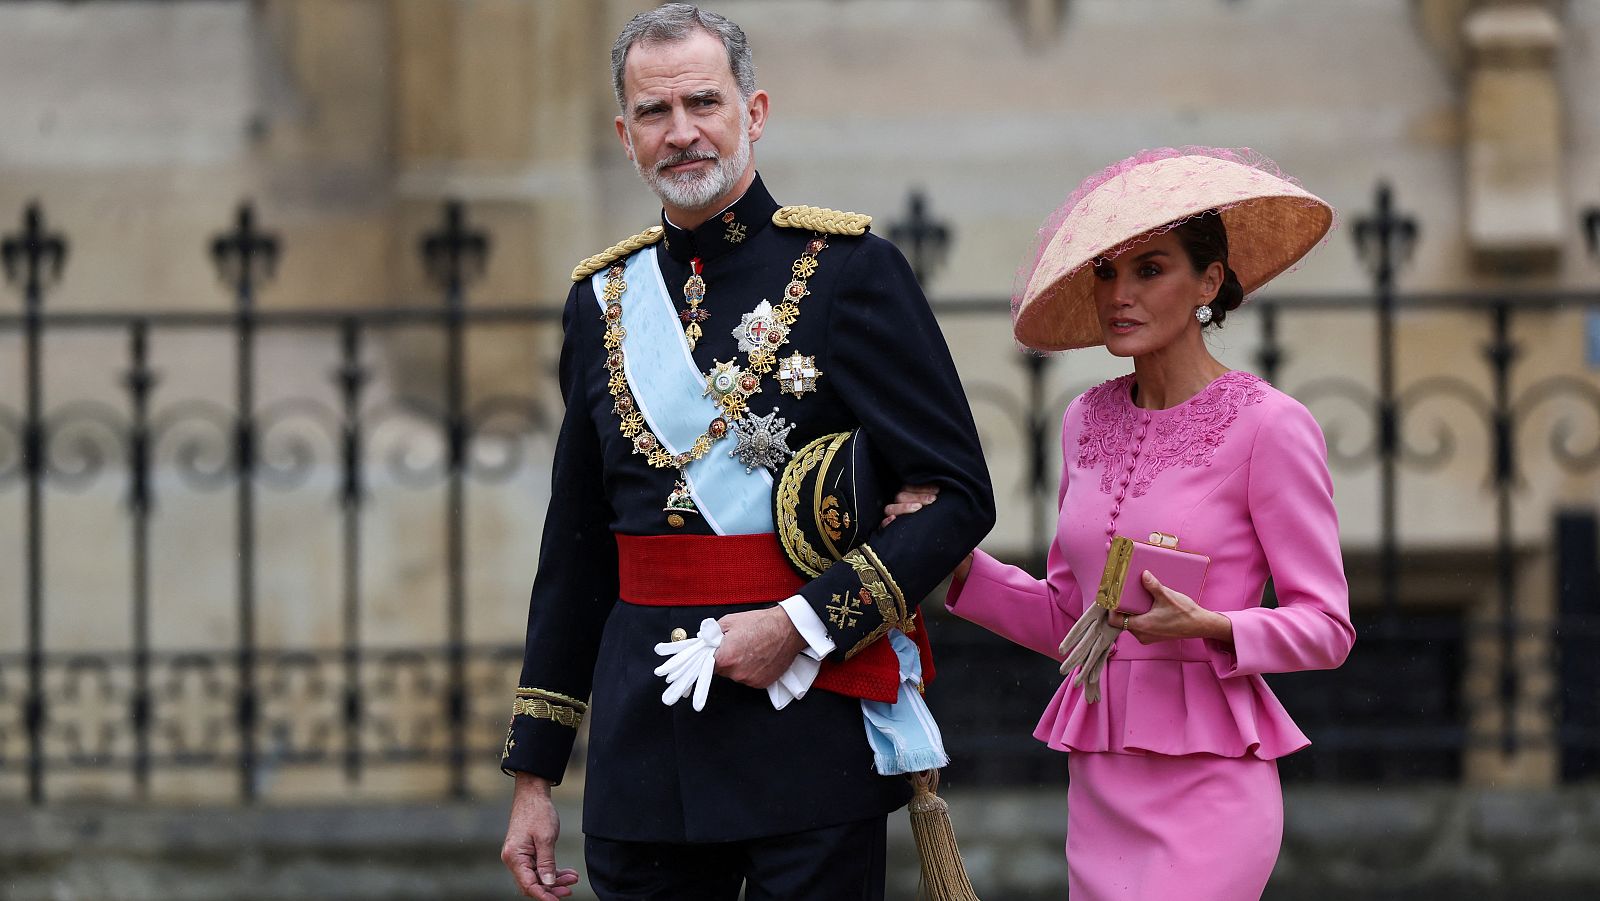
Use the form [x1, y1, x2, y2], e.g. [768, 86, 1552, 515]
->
[1076, 371, 1267, 497]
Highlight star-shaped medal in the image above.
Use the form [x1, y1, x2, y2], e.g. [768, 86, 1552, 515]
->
[704, 359, 745, 401]
[734, 300, 780, 354]
[777, 352, 822, 397]
[729, 408, 795, 473]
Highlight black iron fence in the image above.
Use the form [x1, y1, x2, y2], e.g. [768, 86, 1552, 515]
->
[3, 186, 1599, 803]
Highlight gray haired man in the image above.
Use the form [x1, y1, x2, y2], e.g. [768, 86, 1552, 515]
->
[498, 6, 994, 899]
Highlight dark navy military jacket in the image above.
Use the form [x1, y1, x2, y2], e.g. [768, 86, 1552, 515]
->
[503, 174, 995, 843]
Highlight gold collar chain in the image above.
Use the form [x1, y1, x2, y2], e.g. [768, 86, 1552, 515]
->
[600, 234, 830, 472]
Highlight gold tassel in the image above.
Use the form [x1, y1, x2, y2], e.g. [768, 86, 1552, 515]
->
[907, 769, 981, 901]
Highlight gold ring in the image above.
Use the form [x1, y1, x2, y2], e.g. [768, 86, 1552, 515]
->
[1121, 613, 1131, 631]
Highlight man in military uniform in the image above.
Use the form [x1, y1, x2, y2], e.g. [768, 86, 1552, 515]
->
[499, 5, 994, 899]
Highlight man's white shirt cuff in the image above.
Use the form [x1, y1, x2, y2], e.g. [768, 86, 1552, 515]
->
[779, 595, 835, 658]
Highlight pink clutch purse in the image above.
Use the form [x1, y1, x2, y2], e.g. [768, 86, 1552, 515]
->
[1094, 533, 1210, 615]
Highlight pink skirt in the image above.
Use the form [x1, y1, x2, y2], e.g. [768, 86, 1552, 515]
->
[1066, 751, 1282, 900]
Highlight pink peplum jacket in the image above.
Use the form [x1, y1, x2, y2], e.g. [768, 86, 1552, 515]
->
[946, 371, 1356, 759]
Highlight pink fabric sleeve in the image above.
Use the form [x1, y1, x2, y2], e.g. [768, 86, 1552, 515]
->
[945, 409, 1083, 660]
[1216, 400, 1356, 677]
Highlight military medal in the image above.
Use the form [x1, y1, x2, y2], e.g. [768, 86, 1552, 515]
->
[663, 478, 699, 529]
[703, 359, 748, 400]
[777, 352, 821, 397]
[680, 257, 710, 351]
[598, 234, 831, 525]
[730, 408, 796, 473]
[734, 300, 786, 355]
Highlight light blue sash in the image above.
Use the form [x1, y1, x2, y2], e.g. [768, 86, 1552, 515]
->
[592, 247, 774, 536]
[860, 630, 950, 775]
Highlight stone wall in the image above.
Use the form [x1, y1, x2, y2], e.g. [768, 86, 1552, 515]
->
[5, 0, 1596, 547]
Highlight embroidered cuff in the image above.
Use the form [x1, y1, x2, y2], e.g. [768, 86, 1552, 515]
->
[510, 687, 587, 729]
[833, 545, 913, 659]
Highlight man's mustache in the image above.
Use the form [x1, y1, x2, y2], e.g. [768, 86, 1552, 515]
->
[655, 149, 719, 173]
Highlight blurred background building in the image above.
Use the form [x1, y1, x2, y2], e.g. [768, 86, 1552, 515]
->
[1, 0, 1598, 898]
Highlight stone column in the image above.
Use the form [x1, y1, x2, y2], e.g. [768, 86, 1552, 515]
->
[253, 0, 397, 307]
[387, 0, 619, 399]
[1462, 3, 1564, 273]
[1462, 551, 1559, 787]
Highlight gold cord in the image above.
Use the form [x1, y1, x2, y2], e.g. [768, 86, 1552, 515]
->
[571, 226, 666, 282]
[772, 205, 871, 236]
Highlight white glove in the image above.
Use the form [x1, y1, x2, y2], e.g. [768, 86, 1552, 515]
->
[765, 653, 821, 710]
[653, 617, 723, 711]
[1058, 606, 1120, 703]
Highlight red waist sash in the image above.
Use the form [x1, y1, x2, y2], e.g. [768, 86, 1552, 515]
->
[615, 533, 933, 704]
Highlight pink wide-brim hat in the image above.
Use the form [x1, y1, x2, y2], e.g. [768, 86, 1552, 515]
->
[1013, 148, 1335, 353]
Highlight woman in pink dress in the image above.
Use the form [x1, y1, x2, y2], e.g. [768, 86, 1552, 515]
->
[896, 148, 1355, 899]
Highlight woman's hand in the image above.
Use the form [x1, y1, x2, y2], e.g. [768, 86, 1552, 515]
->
[883, 483, 966, 582]
[880, 483, 939, 528]
[1123, 570, 1233, 645]
[878, 483, 971, 583]
[952, 553, 973, 583]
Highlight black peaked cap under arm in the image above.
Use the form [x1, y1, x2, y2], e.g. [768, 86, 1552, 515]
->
[796, 236, 997, 659]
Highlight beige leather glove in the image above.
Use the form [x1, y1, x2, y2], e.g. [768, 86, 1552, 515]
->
[1058, 606, 1120, 703]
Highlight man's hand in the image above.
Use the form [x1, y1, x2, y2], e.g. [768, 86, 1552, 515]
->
[502, 773, 581, 900]
[715, 606, 809, 689]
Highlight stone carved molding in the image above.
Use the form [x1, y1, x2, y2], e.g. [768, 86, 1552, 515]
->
[1413, 1, 1568, 273]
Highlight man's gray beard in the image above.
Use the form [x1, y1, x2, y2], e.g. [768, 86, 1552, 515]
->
[635, 130, 752, 213]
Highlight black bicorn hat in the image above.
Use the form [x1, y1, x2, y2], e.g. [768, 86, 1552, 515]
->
[773, 429, 889, 579]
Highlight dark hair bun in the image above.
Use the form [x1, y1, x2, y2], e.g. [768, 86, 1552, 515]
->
[1208, 266, 1244, 327]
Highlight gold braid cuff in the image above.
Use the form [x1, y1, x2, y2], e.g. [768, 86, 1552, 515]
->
[772, 205, 871, 236]
[840, 543, 916, 659]
[571, 226, 666, 282]
[511, 698, 584, 729]
[515, 686, 588, 713]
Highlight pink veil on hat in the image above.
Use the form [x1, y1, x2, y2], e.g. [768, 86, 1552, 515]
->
[1012, 146, 1336, 353]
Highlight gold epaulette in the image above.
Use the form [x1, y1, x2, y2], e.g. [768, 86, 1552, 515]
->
[772, 205, 872, 237]
[570, 225, 666, 282]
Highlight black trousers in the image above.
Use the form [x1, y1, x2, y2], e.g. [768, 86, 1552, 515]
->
[584, 815, 887, 901]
